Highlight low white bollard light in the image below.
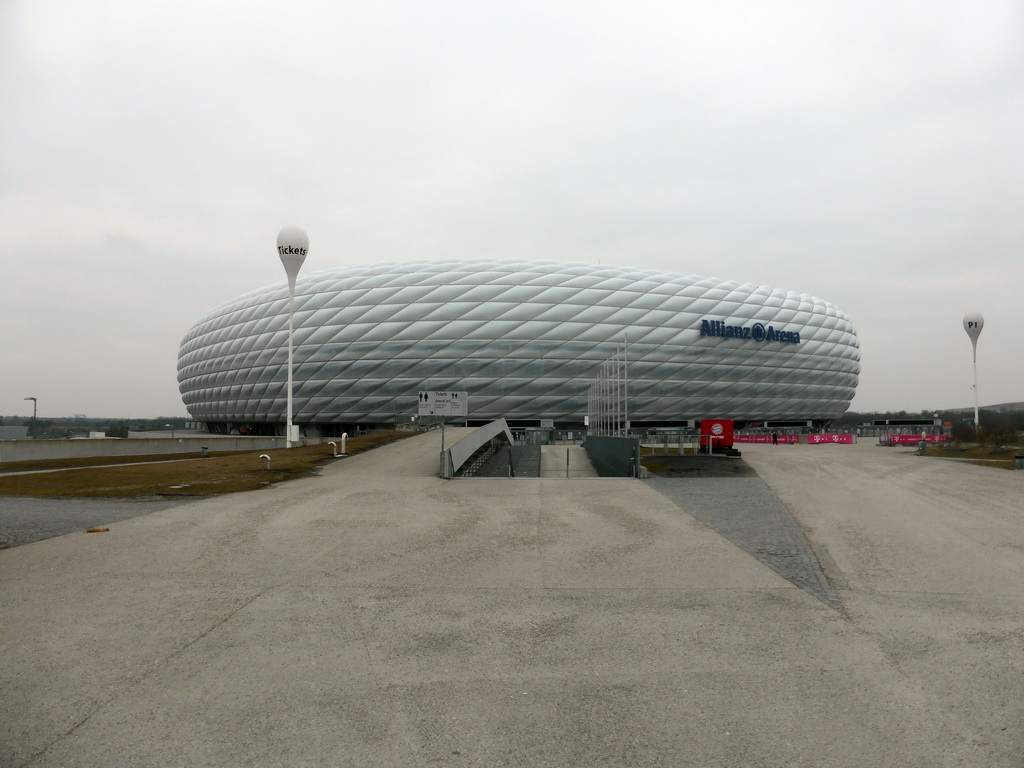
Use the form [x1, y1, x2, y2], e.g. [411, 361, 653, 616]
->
[341, 432, 348, 456]
[328, 441, 338, 457]
[259, 454, 272, 470]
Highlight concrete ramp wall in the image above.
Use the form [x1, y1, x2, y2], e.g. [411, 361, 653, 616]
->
[444, 419, 515, 478]
[585, 434, 641, 477]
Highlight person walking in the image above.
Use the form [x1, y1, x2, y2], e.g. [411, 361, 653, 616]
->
[772, 433, 778, 445]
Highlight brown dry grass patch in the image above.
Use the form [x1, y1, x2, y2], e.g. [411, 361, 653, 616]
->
[0, 431, 413, 498]
[924, 443, 1021, 470]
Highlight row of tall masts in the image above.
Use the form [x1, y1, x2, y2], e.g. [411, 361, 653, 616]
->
[587, 336, 628, 436]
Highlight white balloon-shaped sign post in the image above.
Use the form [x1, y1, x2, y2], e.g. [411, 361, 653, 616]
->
[962, 312, 984, 439]
[278, 226, 309, 448]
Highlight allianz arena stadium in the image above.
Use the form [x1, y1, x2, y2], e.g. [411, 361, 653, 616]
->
[177, 259, 860, 435]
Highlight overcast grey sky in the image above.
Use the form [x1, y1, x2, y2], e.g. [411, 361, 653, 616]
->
[2, 1, 1022, 419]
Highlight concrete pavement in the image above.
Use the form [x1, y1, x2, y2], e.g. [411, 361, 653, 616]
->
[1, 434, 1022, 767]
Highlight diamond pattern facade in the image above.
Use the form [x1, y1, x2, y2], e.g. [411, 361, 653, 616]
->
[177, 259, 860, 430]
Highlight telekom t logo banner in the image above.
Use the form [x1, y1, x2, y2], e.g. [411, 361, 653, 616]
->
[807, 434, 855, 444]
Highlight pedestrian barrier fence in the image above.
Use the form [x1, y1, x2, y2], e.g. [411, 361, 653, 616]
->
[881, 434, 949, 445]
[806, 434, 856, 444]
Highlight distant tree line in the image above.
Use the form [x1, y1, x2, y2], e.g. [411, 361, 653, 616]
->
[0, 415, 189, 439]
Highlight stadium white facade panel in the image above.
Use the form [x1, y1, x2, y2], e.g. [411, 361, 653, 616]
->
[177, 259, 860, 429]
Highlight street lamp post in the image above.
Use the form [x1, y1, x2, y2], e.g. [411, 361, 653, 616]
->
[24, 397, 37, 437]
[277, 226, 309, 448]
[963, 312, 984, 440]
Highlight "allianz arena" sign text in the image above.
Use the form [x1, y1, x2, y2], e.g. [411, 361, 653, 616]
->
[699, 319, 801, 344]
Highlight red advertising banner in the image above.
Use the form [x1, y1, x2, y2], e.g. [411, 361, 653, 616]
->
[734, 434, 799, 444]
[807, 434, 855, 444]
[699, 418, 734, 448]
[885, 434, 949, 444]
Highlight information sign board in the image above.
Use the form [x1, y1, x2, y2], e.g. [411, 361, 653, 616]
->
[418, 391, 469, 417]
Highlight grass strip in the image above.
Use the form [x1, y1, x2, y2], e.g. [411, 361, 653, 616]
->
[0, 431, 412, 498]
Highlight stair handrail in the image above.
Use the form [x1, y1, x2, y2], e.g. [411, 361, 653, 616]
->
[443, 419, 515, 478]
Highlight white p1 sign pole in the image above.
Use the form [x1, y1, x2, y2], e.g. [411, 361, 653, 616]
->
[418, 391, 468, 477]
[440, 418, 446, 478]
[963, 312, 984, 438]
[277, 226, 308, 448]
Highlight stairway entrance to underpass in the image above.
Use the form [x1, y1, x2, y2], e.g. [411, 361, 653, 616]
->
[463, 444, 600, 478]
[540, 445, 599, 477]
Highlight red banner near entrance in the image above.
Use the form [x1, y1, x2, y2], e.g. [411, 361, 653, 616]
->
[700, 419, 734, 448]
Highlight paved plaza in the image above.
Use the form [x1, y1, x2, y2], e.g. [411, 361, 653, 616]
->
[1, 433, 1022, 767]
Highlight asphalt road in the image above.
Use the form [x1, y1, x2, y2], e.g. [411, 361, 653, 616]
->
[1, 434, 1021, 767]
[0, 497, 189, 549]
